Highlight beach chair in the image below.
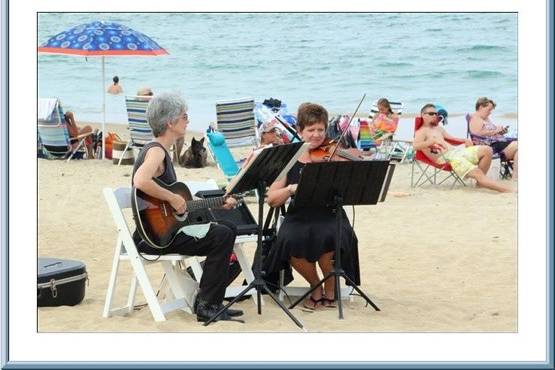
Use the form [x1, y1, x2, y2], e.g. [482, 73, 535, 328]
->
[368, 100, 410, 161]
[205, 129, 241, 180]
[411, 117, 466, 188]
[37, 98, 89, 161]
[465, 113, 513, 180]
[118, 96, 154, 165]
[215, 97, 259, 148]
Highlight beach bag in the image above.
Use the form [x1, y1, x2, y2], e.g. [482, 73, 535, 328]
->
[38, 258, 88, 307]
[112, 140, 134, 165]
[104, 132, 120, 160]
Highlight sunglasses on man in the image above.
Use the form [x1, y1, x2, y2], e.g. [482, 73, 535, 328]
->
[423, 111, 438, 116]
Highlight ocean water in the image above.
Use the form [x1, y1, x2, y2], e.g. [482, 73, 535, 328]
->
[38, 13, 517, 132]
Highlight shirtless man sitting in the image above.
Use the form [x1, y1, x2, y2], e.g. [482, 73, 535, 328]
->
[413, 104, 512, 193]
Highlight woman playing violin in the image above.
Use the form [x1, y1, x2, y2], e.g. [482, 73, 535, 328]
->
[264, 102, 361, 311]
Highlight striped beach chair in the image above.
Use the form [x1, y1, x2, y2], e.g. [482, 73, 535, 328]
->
[125, 95, 153, 147]
[37, 98, 88, 161]
[215, 97, 259, 148]
[117, 96, 155, 166]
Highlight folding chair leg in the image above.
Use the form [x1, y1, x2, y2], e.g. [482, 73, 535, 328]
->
[160, 261, 197, 314]
[231, 243, 260, 305]
[188, 257, 204, 281]
[278, 270, 285, 301]
[126, 256, 167, 321]
[103, 239, 123, 318]
[127, 276, 138, 314]
[67, 137, 87, 162]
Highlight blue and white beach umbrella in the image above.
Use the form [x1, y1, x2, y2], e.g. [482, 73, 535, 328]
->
[39, 21, 168, 158]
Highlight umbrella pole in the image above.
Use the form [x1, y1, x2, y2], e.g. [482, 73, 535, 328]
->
[102, 56, 106, 160]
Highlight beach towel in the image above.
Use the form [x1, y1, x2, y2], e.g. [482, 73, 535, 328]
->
[358, 119, 375, 151]
[38, 98, 59, 121]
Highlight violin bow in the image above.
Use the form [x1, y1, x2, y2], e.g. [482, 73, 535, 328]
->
[327, 93, 366, 161]
[274, 115, 303, 142]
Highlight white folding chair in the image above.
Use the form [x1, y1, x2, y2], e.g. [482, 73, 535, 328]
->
[103, 187, 199, 322]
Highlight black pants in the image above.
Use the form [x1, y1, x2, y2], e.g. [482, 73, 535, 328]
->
[134, 223, 236, 305]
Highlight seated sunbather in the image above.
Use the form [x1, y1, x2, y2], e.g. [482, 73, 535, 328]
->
[469, 97, 518, 179]
[63, 111, 95, 158]
[413, 104, 513, 193]
[258, 119, 285, 146]
[369, 98, 399, 144]
[241, 119, 285, 168]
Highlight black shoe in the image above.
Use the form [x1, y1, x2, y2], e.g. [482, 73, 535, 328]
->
[194, 296, 244, 318]
[216, 303, 243, 317]
[197, 302, 245, 323]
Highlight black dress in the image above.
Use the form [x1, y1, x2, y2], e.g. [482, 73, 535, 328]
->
[263, 161, 361, 286]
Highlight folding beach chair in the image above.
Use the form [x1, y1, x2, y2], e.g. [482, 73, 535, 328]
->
[117, 96, 154, 166]
[368, 100, 410, 161]
[205, 129, 240, 180]
[215, 97, 259, 148]
[37, 98, 89, 161]
[465, 113, 513, 180]
[410, 117, 466, 188]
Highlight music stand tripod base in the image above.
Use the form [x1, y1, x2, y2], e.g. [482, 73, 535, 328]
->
[203, 143, 307, 328]
[287, 161, 394, 319]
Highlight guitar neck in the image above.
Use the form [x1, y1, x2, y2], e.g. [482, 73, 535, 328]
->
[186, 196, 225, 212]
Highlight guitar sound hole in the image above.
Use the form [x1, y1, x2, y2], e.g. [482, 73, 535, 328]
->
[193, 215, 205, 223]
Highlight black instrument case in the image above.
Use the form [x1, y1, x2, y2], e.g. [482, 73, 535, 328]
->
[38, 258, 88, 307]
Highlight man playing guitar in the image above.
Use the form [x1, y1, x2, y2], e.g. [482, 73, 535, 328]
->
[132, 92, 243, 323]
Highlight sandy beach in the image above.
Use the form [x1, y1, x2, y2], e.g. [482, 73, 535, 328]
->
[37, 122, 517, 333]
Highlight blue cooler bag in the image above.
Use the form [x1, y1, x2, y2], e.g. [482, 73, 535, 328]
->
[38, 258, 88, 307]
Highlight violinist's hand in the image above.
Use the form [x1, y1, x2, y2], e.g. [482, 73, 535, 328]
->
[169, 193, 186, 215]
[222, 197, 237, 210]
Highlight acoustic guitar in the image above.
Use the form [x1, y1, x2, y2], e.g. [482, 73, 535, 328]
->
[132, 178, 234, 249]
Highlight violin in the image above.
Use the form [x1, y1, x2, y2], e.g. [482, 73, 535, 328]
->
[309, 138, 366, 162]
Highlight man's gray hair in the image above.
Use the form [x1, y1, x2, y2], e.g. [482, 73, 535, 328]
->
[146, 92, 188, 137]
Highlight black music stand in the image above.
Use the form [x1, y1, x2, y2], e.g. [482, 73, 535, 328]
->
[203, 142, 308, 328]
[289, 160, 396, 319]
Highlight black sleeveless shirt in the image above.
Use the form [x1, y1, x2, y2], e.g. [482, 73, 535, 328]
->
[131, 141, 176, 186]
[132, 141, 176, 245]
